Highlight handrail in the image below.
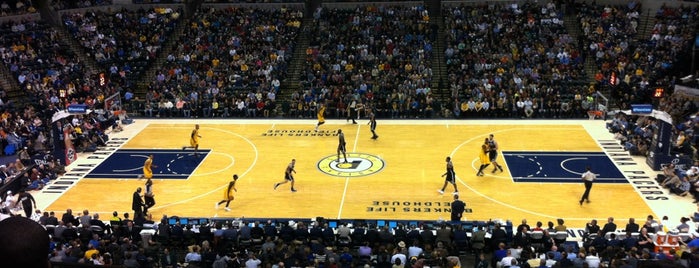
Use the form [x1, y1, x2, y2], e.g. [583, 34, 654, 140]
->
[0, 164, 37, 196]
[594, 90, 609, 112]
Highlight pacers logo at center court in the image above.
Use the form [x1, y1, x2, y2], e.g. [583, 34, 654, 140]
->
[317, 153, 385, 177]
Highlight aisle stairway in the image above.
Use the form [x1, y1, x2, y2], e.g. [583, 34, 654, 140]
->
[562, 9, 595, 84]
[563, 4, 614, 111]
[278, 17, 314, 101]
[427, 0, 448, 103]
[54, 26, 101, 75]
[0, 64, 22, 104]
[636, 8, 655, 40]
[135, 18, 190, 97]
[3, 0, 101, 106]
[132, 2, 201, 97]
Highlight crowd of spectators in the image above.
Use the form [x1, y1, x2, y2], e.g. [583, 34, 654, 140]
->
[0, 1, 695, 165]
[293, 4, 436, 120]
[62, 7, 183, 89]
[638, 110, 699, 200]
[138, 6, 301, 119]
[607, 105, 699, 205]
[607, 113, 653, 157]
[0, 1, 698, 267]
[0, 0, 696, 122]
[443, 1, 590, 120]
[0, 12, 123, 195]
[0, 205, 493, 268]
[202, 0, 302, 3]
[499, 216, 699, 268]
[575, 0, 642, 81]
[0, 18, 93, 107]
[52, 0, 113, 11]
[0, 0, 36, 17]
[24, 0, 690, 123]
[647, 3, 699, 121]
[135, 0, 184, 4]
[0, 21, 45, 190]
[601, 3, 699, 171]
[576, 2, 698, 112]
[606, 105, 699, 202]
[0, 19, 70, 155]
[7, 203, 699, 268]
[0, 16, 119, 162]
[0, 0, 693, 195]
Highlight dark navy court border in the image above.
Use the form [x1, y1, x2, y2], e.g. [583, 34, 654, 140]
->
[84, 149, 211, 179]
[501, 151, 626, 183]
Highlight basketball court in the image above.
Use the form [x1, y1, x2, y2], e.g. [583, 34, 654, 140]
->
[36, 119, 693, 231]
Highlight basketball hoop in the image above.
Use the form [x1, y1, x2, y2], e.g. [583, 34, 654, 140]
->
[588, 110, 597, 120]
[588, 110, 602, 120]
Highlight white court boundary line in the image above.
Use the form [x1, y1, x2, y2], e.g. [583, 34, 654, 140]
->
[42, 119, 664, 222]
[145, 126, 258, 215]
[38, 123, 148, 210]
[337, 124, 362, 219]
[451, 126, 608, 221]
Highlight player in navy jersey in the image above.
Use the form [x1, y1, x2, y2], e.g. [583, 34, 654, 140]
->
[337, 129, 347, 163]
[274, 159, 297, 192]
[439, 156, 459, 195]
[488, 134, 504, 173]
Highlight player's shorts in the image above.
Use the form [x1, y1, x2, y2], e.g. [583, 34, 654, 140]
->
[338, 144, 346, 152]
[445, 172, 455, 183]
[285, 173, 294, 181]
[489, 150, 498, 161]
[144, 170, 153, 179]
[224, 191, 235, 200]
[190, 139, 198, 147]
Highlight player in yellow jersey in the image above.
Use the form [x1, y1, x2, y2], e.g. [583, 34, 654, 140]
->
[182, 124, 202, 156]
[138, 155, 156, 180]
[216, 174, 238, 211]
[476, 138, 491, 176]
[315, 103, 326, 131]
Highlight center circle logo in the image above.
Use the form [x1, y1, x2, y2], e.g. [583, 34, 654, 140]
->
[317, 153, 385, 177]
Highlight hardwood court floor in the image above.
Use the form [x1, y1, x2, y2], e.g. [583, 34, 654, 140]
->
[43, 120, 667, 227]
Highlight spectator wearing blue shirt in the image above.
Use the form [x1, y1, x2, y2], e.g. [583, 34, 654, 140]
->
[622, 231, 638, 251]
[185, 245, 202, 263]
